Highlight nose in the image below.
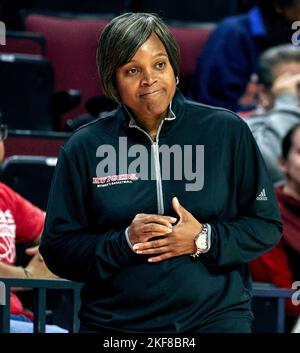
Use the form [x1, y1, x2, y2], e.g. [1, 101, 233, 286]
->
[141, 69, 157, 86]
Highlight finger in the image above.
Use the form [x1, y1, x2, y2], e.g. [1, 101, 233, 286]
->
[25, 246, 39, 257]
[172, 197, 184, 223]
[148, 253, 173, 263]
[141, 214, 177, 227]
[143, 223, 172, 236]
[136, 246, 169, 255]
[133, 238, 169, 252]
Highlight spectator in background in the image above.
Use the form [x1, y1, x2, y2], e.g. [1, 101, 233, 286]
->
[191, 0, 300, 112]
[0, 122, 67, 333]
[250, 123, 300, 332]
[245, 45, 300, 185]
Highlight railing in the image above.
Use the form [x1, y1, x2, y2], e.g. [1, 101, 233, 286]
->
[252, 282, 297, 333]
[0, 279, 298, 333]
[0, 277, 82, 333]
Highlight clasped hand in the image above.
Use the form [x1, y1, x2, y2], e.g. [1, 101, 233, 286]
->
[128, 197, 202, 262]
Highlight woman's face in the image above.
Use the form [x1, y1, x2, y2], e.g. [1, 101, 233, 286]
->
[115, 32, 176, 122]
[284, 128, 300, 187]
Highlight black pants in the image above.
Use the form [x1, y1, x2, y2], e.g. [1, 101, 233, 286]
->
[195, 317, 252, 333]
[79, 317, 252, 333]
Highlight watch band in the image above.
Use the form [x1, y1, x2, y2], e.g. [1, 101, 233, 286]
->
[191, 223, 209, 258]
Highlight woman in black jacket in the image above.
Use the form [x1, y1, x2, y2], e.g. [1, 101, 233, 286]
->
[40, 13, 282, 333]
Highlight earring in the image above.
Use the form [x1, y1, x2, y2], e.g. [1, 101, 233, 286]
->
[176, 77, 179, 85]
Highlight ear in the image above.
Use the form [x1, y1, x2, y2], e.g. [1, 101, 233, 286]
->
[257, 84, 274, 111]
[278, 155, 288, 174]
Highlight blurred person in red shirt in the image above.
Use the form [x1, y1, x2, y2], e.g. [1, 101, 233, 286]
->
[0, 122, 66, 333]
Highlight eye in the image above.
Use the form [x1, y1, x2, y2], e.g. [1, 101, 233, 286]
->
[127, 67, 138, 75]
[156, 61, 166, 70]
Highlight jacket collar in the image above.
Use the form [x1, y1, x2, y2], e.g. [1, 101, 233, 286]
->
[127, 101, 176, 129]
[116, 88, 186, 136]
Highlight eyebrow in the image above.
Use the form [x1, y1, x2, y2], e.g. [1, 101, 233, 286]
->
[126, 52, 168, 64]
[153, 52, 168, 57]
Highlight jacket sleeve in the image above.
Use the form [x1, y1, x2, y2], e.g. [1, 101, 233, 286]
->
[201, 122, 282, 267]
[39, 147, 135, 283]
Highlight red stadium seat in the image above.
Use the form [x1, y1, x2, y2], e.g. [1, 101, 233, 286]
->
[170, 23, 214, 94]
[0, 30, 81, 131]
[4, 131, 69, 158]
[0, 30, 46, 55]
[24, 14, 109, 128]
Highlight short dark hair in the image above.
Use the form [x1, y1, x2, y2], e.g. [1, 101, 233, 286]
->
[96, 13, 180, 103]
[258, 0, 298, 12]
[258, 44, 300, 89]
[258, 0, 300, 44]
[282, 123, 300, 159]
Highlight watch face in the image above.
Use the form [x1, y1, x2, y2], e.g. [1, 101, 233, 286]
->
[196, 233, 208, 250]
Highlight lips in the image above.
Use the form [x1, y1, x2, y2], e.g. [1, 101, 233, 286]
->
[140, 90, 160, 97]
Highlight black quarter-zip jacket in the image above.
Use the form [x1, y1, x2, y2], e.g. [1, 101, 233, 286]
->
[40, 89, 282, 333]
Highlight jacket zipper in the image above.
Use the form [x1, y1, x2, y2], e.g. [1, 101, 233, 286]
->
[131, 121, 165, 215]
